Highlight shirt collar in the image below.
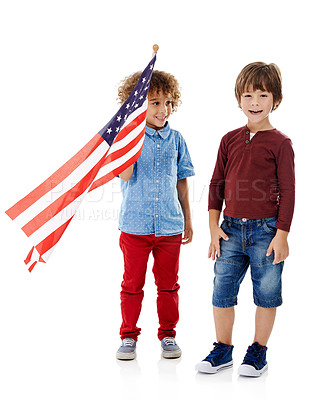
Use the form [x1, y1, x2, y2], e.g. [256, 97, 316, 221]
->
[244, 124, 277, 134]
[145, 122, 170, 139]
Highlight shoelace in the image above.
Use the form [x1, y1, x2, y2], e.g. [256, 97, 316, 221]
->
[204, 342, 231, 361]
[123, 338, 135, 347]
[243, 343, 266, 363]
[162, 337, 176, 346]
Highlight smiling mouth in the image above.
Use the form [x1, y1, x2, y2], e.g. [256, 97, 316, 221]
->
[156, 116, 167, 121]
[249, 110, 263, 115]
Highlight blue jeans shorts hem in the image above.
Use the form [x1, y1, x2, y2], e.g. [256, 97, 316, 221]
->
[212, 296, 237, 308]
[254, 295, 283, 308]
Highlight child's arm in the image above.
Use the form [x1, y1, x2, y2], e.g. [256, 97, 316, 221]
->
[119, 165, 133, 181]
[266, 229, 289, 265]
[208, 209, 229, 260]
[266, 138, 294, 264]
[177, 178, 193, 244]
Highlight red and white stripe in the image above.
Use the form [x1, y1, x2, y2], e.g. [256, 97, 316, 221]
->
[90, 99, 147, 191]
[6, 101, 147, 272]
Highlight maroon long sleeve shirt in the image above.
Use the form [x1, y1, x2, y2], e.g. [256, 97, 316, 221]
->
[208, 126, 295, 232]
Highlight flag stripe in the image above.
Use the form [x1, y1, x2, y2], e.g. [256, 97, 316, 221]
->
[89, 134, 144, 190]
[89, 144, 144, 192]
[26, 216, 74, 272]
[106, 113, 146, 156]
[22, 152, 108, 237]
[102, 123, 145, 165]
[111, 108, 147, 146]
[35, 217, 74, 258]
[6, 134, 105, 220]
[28, 193, 85, 244]
[13, 140, 109, 228]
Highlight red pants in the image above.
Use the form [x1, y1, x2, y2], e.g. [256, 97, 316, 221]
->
[119, 232, 182, 341]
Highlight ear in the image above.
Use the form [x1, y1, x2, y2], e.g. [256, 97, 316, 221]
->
[271, 102, 280, 112]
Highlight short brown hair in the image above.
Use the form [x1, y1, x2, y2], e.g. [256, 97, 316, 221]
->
[117, 70, 181, 112]
[235, 62, 282, 111]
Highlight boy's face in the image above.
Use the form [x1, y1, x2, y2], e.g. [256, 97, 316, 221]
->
[240, 86, 274, 128]
[146, 91, 172, 130]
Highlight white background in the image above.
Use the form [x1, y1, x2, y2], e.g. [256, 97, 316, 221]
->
[0, 1, 326, 399]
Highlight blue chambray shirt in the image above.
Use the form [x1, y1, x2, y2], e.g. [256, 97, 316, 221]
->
[118, 122, 195, 236]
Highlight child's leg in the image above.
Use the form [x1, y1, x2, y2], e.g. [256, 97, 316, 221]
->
[152, 234, 182, 341]
[253, 306, 276, 346]
[119, 232, 153, 340]
[213, 306, 235, 345]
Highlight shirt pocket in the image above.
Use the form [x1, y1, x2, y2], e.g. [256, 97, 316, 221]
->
[165, 149, 178, 176]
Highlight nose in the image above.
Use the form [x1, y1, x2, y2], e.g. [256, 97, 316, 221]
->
[158, 103, 167, 114]
[251, 98, 259, 106]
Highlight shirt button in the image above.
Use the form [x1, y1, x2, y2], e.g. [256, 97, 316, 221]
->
[157, 144, 160, 148]
[245, 140, 250, 144]
[246, 131, 250, 135]
[156, 198, 159, 201]
[155, 215, 159, 217]
[242, 218, 247, 222]
[156, 180, 159, 183]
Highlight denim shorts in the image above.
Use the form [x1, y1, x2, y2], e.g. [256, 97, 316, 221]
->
[212, 215, 284, 309]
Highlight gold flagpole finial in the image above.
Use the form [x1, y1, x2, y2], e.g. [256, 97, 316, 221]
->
[152, 44, 159, 54]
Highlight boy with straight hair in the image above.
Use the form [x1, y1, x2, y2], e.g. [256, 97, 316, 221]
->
[196, 62, 295, 376]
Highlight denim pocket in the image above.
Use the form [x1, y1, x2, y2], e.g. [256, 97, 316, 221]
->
[262, 218, 277, 234]
[165, 150, 178, 176]
[220, 219, 227, 230]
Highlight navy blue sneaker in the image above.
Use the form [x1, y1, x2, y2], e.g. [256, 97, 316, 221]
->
[238, 342, 268, 377]
[195, 342, 233, 374]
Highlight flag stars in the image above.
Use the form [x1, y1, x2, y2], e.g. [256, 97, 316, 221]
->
[117, 115, 122, 122]
[107, 128, 112, 134]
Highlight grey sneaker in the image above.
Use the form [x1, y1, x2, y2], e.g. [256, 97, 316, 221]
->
[116, 338, 136, 360]
[161, 337, 182, 359]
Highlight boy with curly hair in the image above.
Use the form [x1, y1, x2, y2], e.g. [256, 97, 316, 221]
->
[195, 62, 295, 376]
[116, 70, 195, 360]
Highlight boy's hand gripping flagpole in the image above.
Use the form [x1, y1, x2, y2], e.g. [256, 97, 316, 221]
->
[5, 45, 159, 272]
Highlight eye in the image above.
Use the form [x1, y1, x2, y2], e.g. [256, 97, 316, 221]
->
[151, 101, 159, 105]
[166, 100, 172, 105]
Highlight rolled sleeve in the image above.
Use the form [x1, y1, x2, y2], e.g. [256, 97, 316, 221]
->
[177, 134, 195, 180]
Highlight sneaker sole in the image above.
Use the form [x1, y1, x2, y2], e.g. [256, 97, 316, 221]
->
[238, 363, 268, 377]
[195, 360, 233, 374]
[116, 351, 136, 361]
[161, 349, 182, 359]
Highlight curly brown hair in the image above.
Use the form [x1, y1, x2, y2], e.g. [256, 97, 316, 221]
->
[117, 70, 181, 112]
[235, 62, 283, 111]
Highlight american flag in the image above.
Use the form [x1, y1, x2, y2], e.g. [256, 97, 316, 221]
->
[5, 52, 157, 272]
